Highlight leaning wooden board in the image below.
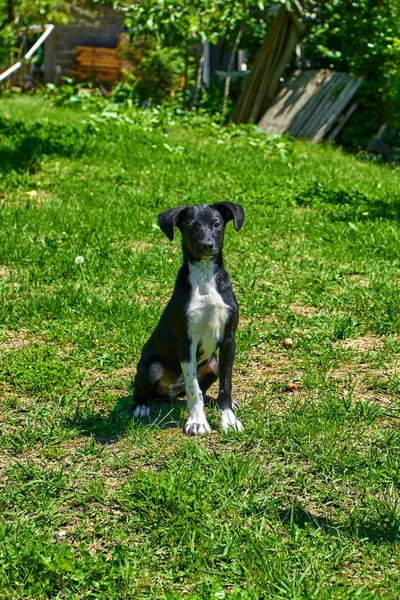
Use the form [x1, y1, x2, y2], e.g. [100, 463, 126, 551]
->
[258, 69, 362, 142]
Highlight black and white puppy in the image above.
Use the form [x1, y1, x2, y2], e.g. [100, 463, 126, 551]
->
[132, 202, 244, 435]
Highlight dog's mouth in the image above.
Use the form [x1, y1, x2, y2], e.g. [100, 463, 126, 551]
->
[186, 240, 218, 261]
[198, 250, 216, 260]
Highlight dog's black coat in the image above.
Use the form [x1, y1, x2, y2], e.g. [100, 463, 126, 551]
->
[132, 202, 244, 434]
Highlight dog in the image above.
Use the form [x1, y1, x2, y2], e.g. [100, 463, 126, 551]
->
[132, 202, 244, 435]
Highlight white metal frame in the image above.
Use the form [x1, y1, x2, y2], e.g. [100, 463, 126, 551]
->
[0, 24, 55, 83]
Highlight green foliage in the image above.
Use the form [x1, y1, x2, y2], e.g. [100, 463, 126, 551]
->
[0, 0, 107, 71]
[0, 0, 102, 27]
[131, 44, 185, 104]
[109, 73, 138, 104]
[119, 0, 400, 142]
[122, 0, 270, 48]
[46, 77, 78, 105]
[302, 0, 400, 144]
[120, 0, 272, 106]
[0, 22, 14, 65]
[45, 76, 106, 106]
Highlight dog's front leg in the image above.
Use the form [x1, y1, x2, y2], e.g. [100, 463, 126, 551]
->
[217, 333, 243, 433]
[180, 342, 211, 436]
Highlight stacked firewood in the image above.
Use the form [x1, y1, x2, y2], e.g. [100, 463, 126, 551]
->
[71, 35, 138, 84]
[71, 46, 120, 83]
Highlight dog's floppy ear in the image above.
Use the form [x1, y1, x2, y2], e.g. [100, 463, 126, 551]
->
[213, 202, 244, 231]
[158, 206, 188, 241]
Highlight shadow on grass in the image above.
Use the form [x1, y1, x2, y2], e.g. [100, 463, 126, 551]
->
[72, 394, 184, 444]
[0, 117, 92, 176]
[295, 182, 400, 221]
[71, 392, 222, 444]
[280, 503, 400, 544]
[347, 514, 400, 544]
[0, 143, 40, 174]
[279, 504, 336, 532]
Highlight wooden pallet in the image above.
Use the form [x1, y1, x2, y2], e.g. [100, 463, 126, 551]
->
[258, 69, 361, 142]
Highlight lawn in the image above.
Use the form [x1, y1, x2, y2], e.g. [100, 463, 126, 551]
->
[1, 94, 400, 599]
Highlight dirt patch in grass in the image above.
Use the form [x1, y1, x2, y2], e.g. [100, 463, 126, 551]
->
[329, 336, 400, 408]
[0, 265, 16, 280]
[0, 329, 45, 352]
[133, 294, 154, 304]
[1, 190, 52, 208]
[289, 302, 317, 317]
[234, 344, 301, 411]
[342, 273, 369, 287]
[235, 334, 399, 415]
[335, 336, 385, 352]
[126, 240, 155, 252]
[83, 365, 136, 389]
[110, 365, 136, 383]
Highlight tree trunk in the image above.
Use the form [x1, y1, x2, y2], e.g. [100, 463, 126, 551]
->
[183, 42, 189, 109]
[222, 24, 244, 117]
[7, 0, 13, 24]
[0, 0, 13, 30]
[192, 44, 205, 107]
[218, 2, 235, 69]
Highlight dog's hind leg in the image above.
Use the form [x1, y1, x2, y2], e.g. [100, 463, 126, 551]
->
[197, 355, 219, 397]
[132, 361, 164, 418]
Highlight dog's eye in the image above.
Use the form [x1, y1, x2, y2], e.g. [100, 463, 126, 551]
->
[187, 222, 199, 230]
[213, 221, 222, 229]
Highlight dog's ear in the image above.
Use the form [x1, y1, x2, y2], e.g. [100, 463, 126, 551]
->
[158, 206, 188, 241]
[213, 202, 244, 231]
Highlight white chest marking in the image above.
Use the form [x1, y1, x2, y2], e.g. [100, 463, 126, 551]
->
[187, 260, 229, 361]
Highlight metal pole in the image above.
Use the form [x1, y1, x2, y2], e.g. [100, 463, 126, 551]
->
[0, 24, 55, 83]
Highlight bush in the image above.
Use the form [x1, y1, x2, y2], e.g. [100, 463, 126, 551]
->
[125, 44, 185, 105]
[302, 0, 400, 147]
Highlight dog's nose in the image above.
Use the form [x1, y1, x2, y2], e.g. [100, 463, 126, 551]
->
[201, 242, 214, 252]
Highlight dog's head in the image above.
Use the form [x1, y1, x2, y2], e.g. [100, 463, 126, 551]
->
[158, 203, 244, 261]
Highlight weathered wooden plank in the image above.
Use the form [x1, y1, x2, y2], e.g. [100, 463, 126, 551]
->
[74, 46, 117, 55]
[327, 103, 358, 139]
[76, 58, 120, 68]
[72, 44, 121, 83]
[258, 69, 361, 141]
[310, 77, 361, 142]
[232, 5, 304, 124]
[258, 70, 329, 134]
[294, 71, 343, 138]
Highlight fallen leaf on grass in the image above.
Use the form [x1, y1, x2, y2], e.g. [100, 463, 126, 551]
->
[24, 190, 37, 199]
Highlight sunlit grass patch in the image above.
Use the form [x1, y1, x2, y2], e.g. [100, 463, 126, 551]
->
[1, 95, 400, 598]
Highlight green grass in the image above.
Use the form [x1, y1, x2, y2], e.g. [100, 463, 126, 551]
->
[1, 93, 400, 599]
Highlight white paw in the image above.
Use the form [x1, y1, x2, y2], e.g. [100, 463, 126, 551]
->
[184, 414, 211, 436]
[220, 408, 244, 433]
[133, 404, 150, 418]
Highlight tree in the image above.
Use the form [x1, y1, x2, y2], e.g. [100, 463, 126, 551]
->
[301, 0, 400, 142]
[120, 0, 273, 107]
[0, 0, 106, 67]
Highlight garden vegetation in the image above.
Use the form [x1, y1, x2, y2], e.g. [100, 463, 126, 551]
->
[1, 94, 400, 598]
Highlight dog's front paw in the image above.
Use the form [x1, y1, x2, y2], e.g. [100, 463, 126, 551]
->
[220, 408, 244, 433]
[184, 414, 211, 436]
[133, 404, 150, 418]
